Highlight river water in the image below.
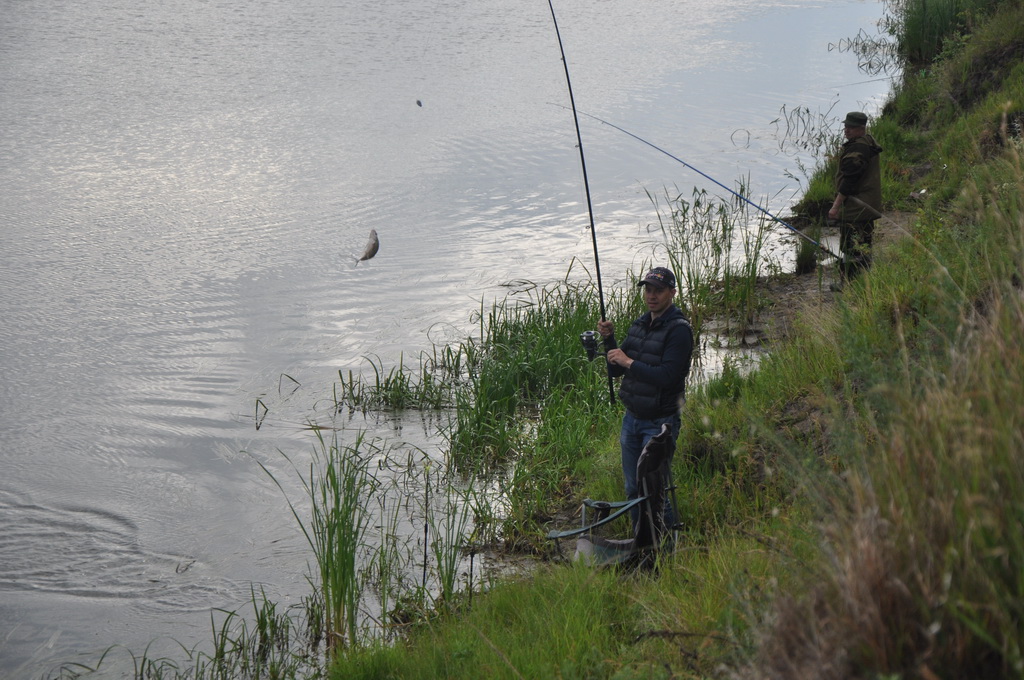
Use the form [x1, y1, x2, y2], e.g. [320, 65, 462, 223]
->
[0, 0, 890, 675]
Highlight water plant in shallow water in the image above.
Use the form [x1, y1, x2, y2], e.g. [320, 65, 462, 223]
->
[335, 349, 460, 412]
[364, 494, 413, 641]
[424, 467, 477, 610]
[324, 272, 628, 542]
[52, 590, 322, 679]
[648, 183, 777, 335]
[257, 430, 487, 645]
[446, 277, 623, 470]
[259, 431, 379, 652]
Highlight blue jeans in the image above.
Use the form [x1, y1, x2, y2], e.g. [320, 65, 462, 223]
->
[620, 410, 680, 528]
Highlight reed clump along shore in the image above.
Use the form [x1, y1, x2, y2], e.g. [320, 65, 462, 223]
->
[54, 0, 1024, 676]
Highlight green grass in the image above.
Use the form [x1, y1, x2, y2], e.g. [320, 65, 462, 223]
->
[729, 142, 1024, 676]
[881, 0, 1013, 66]
[329, 536, 788, 680]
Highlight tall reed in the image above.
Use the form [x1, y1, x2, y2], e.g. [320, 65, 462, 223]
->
[648, 183, 776, 335]
[364, 494, 412, 641]
[259, 431, 378, 652]
[424, 475, 476, 610]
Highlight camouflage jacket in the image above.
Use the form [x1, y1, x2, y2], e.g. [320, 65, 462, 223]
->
[835, 133, 884, 222]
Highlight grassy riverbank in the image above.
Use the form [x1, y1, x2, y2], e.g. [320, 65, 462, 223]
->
[327, 0, 1024, 677]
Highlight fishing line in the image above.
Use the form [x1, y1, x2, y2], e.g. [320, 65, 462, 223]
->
[830, 75, 898, 88]
[413, 0, 446, 108]
[546, 0, 616, 406]
[556, 104, 843, 261]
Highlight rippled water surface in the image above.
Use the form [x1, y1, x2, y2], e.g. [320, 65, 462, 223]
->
[1, 0, 889, 674]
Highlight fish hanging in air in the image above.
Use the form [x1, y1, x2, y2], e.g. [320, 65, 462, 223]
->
[358, 229, 379, 262]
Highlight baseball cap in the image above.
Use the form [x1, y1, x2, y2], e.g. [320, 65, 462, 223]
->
[637, 267, 677, 290]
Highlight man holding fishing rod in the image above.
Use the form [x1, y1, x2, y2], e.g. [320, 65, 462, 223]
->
[828, 111, 884, 286]
[597, 267, 693, 528]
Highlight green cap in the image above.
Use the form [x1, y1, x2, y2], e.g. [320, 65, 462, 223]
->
[842, 111, 868, 127]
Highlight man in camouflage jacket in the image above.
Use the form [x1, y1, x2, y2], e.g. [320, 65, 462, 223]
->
[828, 111, 884, 280]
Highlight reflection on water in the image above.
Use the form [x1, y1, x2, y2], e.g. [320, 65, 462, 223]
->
[0, 0, 890, 673]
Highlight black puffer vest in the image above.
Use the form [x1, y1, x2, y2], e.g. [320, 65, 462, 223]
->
[618, 306, 693, 419]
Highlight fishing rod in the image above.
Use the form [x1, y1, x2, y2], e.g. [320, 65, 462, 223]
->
[563, 106, 843, 262]
[546, 0, 616, 406]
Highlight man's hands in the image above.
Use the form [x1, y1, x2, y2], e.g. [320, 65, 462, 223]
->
[606, 348, 633, 369]
[597, 320, 633, 369]
[828, 193, 846, 220]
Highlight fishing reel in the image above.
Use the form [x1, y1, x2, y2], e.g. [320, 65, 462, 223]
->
[580, 330, 602, 361]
